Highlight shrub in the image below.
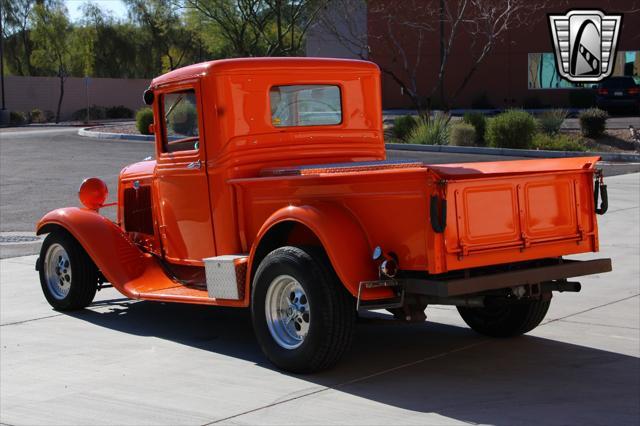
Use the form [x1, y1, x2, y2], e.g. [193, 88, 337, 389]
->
[462, 112, 486, 145]
[71, 105, 106, 121]
[44, 110, 55, 122]
[136, 108, 154, 135]
[106, 105, 134, 119]
[29, 108, 46, 123]
[9, 111, 26, 125]
[449, 122, 476, 146]
[532, 133, 586, 151]
[470, 92, 494, 109]
[406, 113, 451, 145]
[537, 109, 567, 135]
[569, 89, 595, 108]
[167, 102, 197, 135]
[486, 109, 537, 149]
[392, 115, 418, 140]
[579, 108, 608, 138]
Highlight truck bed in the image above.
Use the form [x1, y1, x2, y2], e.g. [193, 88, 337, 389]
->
[232, 156, 601, 276]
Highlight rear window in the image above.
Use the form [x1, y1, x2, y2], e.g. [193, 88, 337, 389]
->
[600, 77, 637, 89]
[270, 85, 342, 127]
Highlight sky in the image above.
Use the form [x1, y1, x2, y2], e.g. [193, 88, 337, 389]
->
[65, 0, 128, 22]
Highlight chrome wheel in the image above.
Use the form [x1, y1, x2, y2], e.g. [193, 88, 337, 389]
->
[265, 275, 310, 349]
[43, 243, 72, 300]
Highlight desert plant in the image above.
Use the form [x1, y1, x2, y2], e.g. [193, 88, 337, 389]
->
[486, 109, 537, 149]
[106, 105, 134, 119]
[532, 133, 586, 151]
[72, 105, 106, 121]
[462, 112, 486, 145]
[29, 108, 45, 123]
[449, 122, 476, 146]
[9, 111, 26, 125]
[537, 109, 568, 135]
[136, 108, 154, 135]
[406, 113, 451, 145]
[392, 115, 418, 140]
[579, 108, 608, 138]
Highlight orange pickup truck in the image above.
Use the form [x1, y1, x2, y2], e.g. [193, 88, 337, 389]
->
[36, 58, 611, 373]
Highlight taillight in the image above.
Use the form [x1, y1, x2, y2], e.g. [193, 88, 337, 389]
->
[628, 87, 640, 95]
[597, 88, 608, 95]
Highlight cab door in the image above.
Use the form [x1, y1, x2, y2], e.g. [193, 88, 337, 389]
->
[154, 82, 216, 264]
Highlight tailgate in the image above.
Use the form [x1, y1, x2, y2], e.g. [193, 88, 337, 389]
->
[427, 157, 601, 272]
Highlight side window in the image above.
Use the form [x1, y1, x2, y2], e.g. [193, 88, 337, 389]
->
[270, 85, 342, 127]
[162, 89, 200, 153]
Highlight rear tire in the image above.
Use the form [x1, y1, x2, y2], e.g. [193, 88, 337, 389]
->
[39, 230, 98, 311]
[251, 246, 355, 373]
[457, 298, 551, 337]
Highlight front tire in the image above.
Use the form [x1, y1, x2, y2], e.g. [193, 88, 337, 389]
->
[39, 230, 98, 310]
[251, 246, 355, 373]
[457, 298, 551, 337]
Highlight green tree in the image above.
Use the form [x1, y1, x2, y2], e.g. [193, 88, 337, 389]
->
[179, 0, 327, 57]
[30, 3, 78, 122]
[124, 0, 198, 73]
[78, 3, 138, 78]
[1, 0, 35, 75]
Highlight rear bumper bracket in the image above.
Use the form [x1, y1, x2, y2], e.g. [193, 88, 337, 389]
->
[362, 258, 612, 299]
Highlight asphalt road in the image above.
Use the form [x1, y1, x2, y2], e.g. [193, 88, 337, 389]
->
[0, 127, 638, 258]
[0, 128, 154, 258]
[1, 172, 637, 425]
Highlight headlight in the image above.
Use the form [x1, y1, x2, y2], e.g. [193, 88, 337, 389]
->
[78, 177, 108, 210]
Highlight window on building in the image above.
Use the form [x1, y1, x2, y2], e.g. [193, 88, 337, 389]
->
[162, 90, 199, 153]
[270, 85, 342, 127]
[528, 51, 639, 89]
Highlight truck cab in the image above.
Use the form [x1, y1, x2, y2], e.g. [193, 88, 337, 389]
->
[36, 58, 611, 373]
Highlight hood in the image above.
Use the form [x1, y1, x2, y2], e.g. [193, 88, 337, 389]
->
[120, 159, 156, 182]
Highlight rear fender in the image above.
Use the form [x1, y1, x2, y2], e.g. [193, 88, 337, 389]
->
[248, 203, 392, 300]
[36, 207, 166, 298]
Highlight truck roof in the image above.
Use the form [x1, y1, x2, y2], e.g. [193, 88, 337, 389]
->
[150, 57, 380, 88]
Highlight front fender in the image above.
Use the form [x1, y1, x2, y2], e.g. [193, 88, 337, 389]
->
[249, 203, 390, 300]
[36, 207, 166, 299]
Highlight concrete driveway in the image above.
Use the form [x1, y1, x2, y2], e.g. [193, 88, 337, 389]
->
[1, 172, 638, 425]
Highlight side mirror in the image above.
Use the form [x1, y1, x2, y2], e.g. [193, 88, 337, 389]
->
[143, 89, 154, 105]
[148, 123, 155, 134]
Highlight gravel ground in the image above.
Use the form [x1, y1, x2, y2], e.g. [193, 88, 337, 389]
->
[89, 123, 140, 135]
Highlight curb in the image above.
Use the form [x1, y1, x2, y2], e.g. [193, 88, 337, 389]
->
[78, 127, 155, 142]
[386, 143, 640, 163]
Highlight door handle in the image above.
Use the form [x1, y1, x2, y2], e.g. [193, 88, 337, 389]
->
[187, 161, 202, 170]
